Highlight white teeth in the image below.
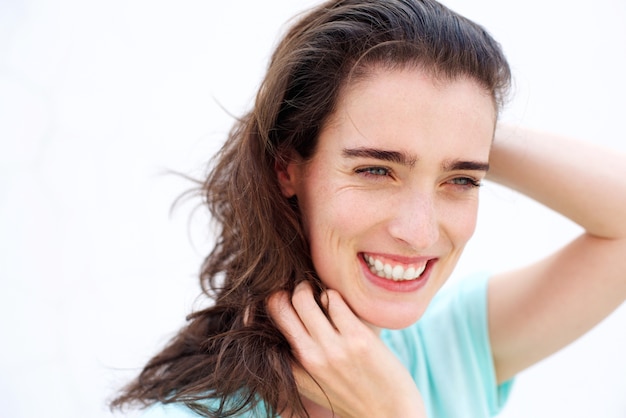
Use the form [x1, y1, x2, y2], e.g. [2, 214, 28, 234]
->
[384, 264, 392, 276]
[404, 267, 416, 280]
[364, 255, 427, 281]
[375, 259, 384, 271]
[392, 265, 404, 280]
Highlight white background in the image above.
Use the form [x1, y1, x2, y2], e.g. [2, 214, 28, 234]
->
[1, 0, 625, 417]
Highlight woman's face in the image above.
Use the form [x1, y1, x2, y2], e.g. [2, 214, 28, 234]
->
[278, 68, 495, 330]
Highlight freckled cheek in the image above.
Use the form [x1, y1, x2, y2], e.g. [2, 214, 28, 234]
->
[304, 194, 371, 283]
[308, 200, 361, 250]
[441, 201, 480, 246]
[328, 191, 382, 238]
[306, 219, 352, 289]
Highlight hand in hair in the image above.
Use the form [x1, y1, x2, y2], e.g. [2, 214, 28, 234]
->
[267, 282, 427, 418]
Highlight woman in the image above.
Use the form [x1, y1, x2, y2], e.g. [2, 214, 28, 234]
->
[111, 0, 626, 416]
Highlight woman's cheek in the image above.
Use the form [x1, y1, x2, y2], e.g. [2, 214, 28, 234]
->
[443, 199, 480, 244]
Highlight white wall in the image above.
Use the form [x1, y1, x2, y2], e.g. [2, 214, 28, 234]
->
[1, 1, 624, 417]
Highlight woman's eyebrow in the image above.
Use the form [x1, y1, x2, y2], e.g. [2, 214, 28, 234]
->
[342, 148, 489, 172]
[442, 159, 490, 172]
[342, 147, 417, 167]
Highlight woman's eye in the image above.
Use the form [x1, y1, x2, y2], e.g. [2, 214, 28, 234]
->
[448, 177, 482, 188]
[356, 166, 391, 177]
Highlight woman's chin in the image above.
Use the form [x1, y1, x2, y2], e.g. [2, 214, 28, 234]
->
[358, 305, 428, 332]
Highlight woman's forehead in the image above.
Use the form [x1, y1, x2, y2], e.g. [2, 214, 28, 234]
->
[293, 68, 496, 173]
[329, 68, 496, 135]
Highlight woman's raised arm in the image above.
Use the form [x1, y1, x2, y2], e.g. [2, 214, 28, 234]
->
[486, 124, 626, 383]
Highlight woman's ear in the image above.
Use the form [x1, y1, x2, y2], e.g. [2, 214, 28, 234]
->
[275, 156, 301, 198]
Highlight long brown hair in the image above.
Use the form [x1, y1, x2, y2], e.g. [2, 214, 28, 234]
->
[111, 1, 511, 416]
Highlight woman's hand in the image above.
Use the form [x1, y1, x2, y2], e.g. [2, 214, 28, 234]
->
[267, 282, 426, 418]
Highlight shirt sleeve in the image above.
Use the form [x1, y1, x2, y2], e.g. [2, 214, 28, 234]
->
[138, 403, 204, 418]
[137, 396, 273, 417]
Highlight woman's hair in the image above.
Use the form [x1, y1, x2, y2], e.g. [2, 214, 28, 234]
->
[111, 0, 511, 416]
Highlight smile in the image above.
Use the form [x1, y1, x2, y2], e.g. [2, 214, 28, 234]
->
[363, 254, 428, 281]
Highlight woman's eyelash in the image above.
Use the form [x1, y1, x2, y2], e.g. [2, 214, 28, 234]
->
[449, 177, 482, 188]
[355, 166, 392, 177]
[355, 168, 481, 189]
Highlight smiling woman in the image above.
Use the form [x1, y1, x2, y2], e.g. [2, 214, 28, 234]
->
[108, 1, 626, 417]
[275, 70, 494, 331]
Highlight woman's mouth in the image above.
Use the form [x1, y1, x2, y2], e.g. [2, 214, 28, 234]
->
[363, 253, 429, 281]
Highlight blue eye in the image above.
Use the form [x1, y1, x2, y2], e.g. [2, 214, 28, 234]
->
[356, 166, 391, 177]
[448, 177, 482, 188]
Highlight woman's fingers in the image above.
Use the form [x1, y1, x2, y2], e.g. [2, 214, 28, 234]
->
[268, 282, 370, 346]
[290, 282, 338, 340]
[266, 290, 310, 347]
[323, 288, 370, 336]
[266, 282, 338, 353]
[269, 283, 426, 417]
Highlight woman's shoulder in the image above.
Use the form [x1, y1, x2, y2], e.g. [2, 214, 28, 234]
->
[411, 270, 492, 328]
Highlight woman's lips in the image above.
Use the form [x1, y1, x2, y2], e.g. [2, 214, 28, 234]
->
[360, 252, 437, 292]
[363, 253, 428, 281]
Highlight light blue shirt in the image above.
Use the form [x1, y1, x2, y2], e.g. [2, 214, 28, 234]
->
[140, 273, 513, 417]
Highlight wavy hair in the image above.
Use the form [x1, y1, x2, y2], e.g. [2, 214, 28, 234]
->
[111, 0, 511, 416]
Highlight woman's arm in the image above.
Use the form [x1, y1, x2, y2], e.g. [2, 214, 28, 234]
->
[487, 124, 626, 383]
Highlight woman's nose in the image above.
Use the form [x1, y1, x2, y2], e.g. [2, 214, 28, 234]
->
[387, 190, 440, 250]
